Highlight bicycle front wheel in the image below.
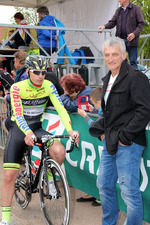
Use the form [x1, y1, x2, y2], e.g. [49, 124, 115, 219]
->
[39, 159, 70, 225]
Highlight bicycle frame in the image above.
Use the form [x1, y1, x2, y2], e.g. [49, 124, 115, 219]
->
[15, 134, 77, 224]
[16, 134, 77, 196]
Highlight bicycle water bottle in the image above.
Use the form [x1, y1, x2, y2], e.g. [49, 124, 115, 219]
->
[32, 159, 40, 175]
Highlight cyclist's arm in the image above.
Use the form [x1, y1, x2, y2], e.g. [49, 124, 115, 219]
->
[49, 83, 73, 133]
[10, 84, 32, 135]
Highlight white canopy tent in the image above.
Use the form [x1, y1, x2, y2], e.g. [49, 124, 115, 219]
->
[0, 0, 118, 53]
[0, 0, 118, 83]
[0, 0, 66, 8]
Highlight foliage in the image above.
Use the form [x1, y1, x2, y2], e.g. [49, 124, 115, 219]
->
[10, 7, 38, 25]
[9, 7, 39, 49]
[130, 0, 150, 65]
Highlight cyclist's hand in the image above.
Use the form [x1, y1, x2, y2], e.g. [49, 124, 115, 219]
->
[68, 130, 80, 145]
[24, 131, 37, 146]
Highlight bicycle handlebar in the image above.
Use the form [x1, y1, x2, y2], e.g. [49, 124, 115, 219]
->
[34, 134, 78, 153]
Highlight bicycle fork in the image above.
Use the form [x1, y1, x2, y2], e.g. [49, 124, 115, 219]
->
[41, 158, 60, 199]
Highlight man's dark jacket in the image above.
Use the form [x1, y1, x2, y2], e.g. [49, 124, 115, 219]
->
[104, 2, 145, 46]
[89, 59, 150, 155]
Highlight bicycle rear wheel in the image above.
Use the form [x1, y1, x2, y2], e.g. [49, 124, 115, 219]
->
[14, 155, 31, 209]
[39, 159, 70, 225]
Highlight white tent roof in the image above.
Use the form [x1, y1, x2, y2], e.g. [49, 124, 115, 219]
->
[0, 0, 66, 8]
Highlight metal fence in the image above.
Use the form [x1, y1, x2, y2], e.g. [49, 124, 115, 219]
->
[0, 97, 11, 149]
[0, 23, 112, 62]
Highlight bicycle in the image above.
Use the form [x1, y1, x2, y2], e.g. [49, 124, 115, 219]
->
[14, 134, 77, 225]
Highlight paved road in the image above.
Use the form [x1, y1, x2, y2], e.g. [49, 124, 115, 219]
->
[0, 148, 147, 225]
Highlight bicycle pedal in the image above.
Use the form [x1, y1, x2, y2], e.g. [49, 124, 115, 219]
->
[32, 188, 39, 193]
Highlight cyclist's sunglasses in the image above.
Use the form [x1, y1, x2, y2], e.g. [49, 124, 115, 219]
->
[30, 70, 47, 76]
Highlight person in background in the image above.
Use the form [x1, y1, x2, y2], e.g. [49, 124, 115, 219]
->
[89, 36, 150, 224]
[4, 50, 28, 104]
[37, 6, 58, 56]
[5, 30, 16, 49]
[45, 70, 64, 107]
[13, 12, 31, 51]
[59, 73, 93, 113]
[98, 0, 145, 68]
[2, 30, 16, 73]
[77, 86, 103, 207]
[78, 86, 103, 126]
[0, 69, 14, 97]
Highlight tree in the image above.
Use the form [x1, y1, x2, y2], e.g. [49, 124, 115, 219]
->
[10, 7, 39, 50]
[130, 0, 150, 66]
[10, 7, 38, 25]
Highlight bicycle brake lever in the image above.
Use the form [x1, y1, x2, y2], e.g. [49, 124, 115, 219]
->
[66, 134, 78, 153]
[73, 132, 79, 150]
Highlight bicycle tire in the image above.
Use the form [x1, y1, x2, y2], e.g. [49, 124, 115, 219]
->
[39, 159, 70, 225]
[14, 155, 31, 209]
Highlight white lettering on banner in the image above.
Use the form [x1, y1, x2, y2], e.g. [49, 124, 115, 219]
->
[140, 158, 150, 192]
[65, 140, 102, 173]
[65, 140, 78, 167]
[80, 141, 96, 174]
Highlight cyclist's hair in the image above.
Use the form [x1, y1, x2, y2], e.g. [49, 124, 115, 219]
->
[25, 55, 48, 70]
[59, 73, 86, 95]
[102, 36, 126, 58]
[37, 6, 49, 15]
[14, 12, 24, 20]
[14, 50, 28, 65]
[90, 86, 103, 102]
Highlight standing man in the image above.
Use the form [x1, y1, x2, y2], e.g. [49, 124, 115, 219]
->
[98, 0, 145, 68]
[89, 37, 150, 225]
[37, 6, 58, 56]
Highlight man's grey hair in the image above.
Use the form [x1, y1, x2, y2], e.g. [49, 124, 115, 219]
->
[102, 36, 126, 57]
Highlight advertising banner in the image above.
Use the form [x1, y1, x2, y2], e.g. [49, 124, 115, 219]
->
[42, 109, 150, 223]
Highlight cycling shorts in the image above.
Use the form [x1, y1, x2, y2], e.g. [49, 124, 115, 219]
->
[4, 121, 56, 165]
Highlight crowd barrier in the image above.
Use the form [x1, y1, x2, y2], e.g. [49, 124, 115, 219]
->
[0, 98, 150, 223]
[0, 97, 11, 149]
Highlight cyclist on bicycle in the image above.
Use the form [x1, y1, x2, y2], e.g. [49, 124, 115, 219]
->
[0, 55, 80, 225]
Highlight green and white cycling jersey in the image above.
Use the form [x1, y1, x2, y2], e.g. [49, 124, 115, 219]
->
[10, 79, 72, 135]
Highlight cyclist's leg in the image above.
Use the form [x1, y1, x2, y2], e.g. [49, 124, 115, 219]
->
[34, 128, 65, 165]
[49, 141, 65, 165]
[1, 122, 26, 223]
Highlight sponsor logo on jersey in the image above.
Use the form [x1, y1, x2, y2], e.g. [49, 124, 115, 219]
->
[50, 84, 63, 105]
[16, 115, 30, 133]
[11, 85, 22, 116]
[28, 90, 46, 98]
[22, 97, 48, 106]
